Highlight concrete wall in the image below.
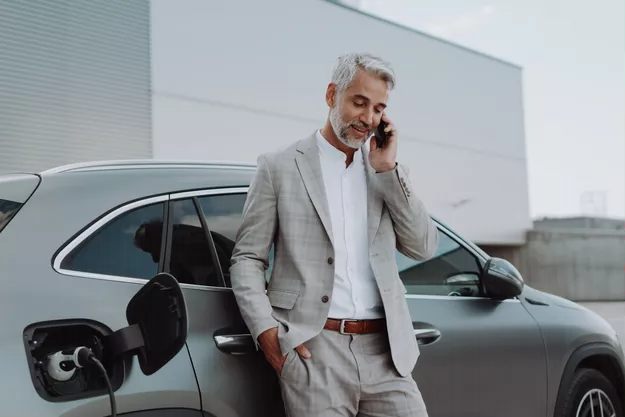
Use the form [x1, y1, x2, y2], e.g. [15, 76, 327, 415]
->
[478, 244, 523, 271]
[519, 229, 625, 301]
[534, 216, 625, 231]
[150, 0, 532, 245]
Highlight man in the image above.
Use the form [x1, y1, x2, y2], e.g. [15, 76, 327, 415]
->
[230, 53, 439, 417]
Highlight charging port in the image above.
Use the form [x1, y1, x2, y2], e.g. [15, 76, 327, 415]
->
[23, 319, 124, 402]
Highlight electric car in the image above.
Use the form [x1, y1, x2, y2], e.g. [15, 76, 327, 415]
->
[1, 160, 623, 417]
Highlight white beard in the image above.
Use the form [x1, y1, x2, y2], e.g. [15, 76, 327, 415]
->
[329, 104, 367, 149]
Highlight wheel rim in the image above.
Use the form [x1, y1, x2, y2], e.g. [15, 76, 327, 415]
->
[576, 388, 616, 417]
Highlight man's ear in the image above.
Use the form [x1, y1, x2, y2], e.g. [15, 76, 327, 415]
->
[326, 83, 337, 108]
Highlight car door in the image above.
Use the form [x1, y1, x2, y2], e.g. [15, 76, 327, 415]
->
[399, 224, 547, 417]
[16, 196, 202, 416]
[166, 188, 284, 417]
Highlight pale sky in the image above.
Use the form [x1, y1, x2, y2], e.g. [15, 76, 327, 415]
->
[343, 0, 625, 219]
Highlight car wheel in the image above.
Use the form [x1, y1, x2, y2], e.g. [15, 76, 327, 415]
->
[557, 368, 623, 417]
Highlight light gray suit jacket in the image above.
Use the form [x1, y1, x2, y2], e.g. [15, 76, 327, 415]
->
[230, 132, 439, 377]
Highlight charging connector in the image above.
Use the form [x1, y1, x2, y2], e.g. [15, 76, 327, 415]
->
[45, 347, 117, 417]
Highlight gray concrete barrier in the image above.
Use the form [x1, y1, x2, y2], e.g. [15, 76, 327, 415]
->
[519, 228, 625, 301]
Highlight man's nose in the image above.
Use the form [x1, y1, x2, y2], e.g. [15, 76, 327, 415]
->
[360, 108, 374, 126]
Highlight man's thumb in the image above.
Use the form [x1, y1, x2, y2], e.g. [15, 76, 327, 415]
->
[296, 344, 311, 359]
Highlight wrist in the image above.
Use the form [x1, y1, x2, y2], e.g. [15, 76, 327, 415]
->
[258, 326, 278, 344]
[375, 162, 397, 173]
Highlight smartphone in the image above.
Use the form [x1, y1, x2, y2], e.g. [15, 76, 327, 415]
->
[374, 120, 389, 149]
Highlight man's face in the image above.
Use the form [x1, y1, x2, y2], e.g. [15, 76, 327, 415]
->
[329, 70, 389, 149]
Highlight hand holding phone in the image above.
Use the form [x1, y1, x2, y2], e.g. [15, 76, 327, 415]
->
[369, 114, 397, 173]
[374, 119, 389, 149]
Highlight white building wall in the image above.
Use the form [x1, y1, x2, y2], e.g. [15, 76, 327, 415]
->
[150, 0, 531, 245]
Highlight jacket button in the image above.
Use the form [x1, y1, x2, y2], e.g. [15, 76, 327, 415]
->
[327, 257, 334, 265]
[321, 295, 329, 303]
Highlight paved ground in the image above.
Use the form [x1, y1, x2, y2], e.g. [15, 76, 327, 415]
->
[579, 301, 625, 354]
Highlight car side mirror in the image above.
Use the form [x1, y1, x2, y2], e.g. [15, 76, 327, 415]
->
[106, 272, 188, 375]
[481, 257, 524, 300]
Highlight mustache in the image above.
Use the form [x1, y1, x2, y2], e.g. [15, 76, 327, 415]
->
[349, 122, 371, 131]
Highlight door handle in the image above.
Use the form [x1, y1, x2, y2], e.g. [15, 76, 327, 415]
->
[214, 334, 256, 355]
[413, 328, 441, 345]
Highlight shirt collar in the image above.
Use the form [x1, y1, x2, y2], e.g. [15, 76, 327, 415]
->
[316, 129, 363, 166]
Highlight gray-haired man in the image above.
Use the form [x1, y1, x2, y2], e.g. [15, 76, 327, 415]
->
[230, 53, 439, 416]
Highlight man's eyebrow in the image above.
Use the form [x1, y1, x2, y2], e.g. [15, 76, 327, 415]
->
[353, 94, 387, 109]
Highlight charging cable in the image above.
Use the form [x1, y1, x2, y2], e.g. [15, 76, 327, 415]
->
[46, 347, 116, 417]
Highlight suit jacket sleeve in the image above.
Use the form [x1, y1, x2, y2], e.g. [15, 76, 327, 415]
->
[230, 154, 279, 348]
[372, 163, 439, 260]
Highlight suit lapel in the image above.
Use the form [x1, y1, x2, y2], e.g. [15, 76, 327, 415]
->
[363, 144, 384, 246]
[295, 134, 334, 247]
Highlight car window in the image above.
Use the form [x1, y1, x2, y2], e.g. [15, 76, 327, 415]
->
[197, 193, 245, 286]
[198, 193, 247, 241]
[0, 174, 40, 233]
[168, 198, 223, 286]
[196, 192, 275, 286]
[397, 230, 483, 297]
[0, 199, 21, 233]
[61, 202, 165, 280]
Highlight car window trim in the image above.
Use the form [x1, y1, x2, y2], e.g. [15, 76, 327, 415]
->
[158, 199, 170, 273]
[434, 222, 488, 265]
[405, 294, 520, 303]
[191, 196, 227, 287]
[162, 198, 174, 277]
[51, 268, 234, 292]
[169, 187, 249, 200]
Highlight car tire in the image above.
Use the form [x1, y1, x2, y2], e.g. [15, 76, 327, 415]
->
[556, 368, 623, 417]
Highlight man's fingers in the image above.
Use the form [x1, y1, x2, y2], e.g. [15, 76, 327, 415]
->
[295, 344, 311, 359]
[369, 136, 378, 151]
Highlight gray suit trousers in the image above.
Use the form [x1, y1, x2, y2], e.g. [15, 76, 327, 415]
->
[278, 329, 429, 417]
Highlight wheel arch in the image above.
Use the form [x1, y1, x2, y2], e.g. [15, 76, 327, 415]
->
[554, 342, 625, 416]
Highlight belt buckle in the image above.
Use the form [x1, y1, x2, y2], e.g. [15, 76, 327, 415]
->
[339, 319, 357, 335]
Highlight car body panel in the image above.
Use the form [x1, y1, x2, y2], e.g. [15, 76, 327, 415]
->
[0, 173, 40, 203]
[520, 286, 625, 416]
[407, 295, 547, 417]
[182, 286, 285, 417]
[61, 408, 204, 417]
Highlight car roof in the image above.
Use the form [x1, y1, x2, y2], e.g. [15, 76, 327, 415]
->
[40, 159, 257, 174]
[21, 159, 259, 216]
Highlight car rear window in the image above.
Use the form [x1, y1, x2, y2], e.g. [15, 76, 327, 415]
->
[0, 174, 40, 233]
[0, 199, 22, 232]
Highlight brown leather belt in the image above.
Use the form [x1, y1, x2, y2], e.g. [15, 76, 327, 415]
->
[324, 318, 386, 334]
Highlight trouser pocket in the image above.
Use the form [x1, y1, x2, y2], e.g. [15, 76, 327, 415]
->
[279, 349, 298, 381]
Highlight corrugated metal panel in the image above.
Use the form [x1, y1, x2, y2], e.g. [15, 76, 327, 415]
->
[0, 0, 151, 173]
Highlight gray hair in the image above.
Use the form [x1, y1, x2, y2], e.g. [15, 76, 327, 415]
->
[331, 53, 395, 95]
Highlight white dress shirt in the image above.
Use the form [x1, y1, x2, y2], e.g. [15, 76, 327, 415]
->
[316, 130, 384, 319]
